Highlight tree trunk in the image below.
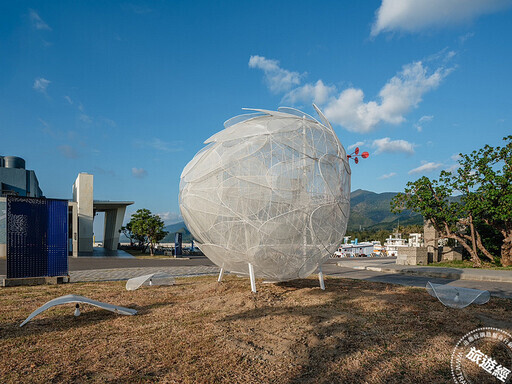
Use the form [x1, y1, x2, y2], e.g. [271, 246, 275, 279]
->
[475, 230, 494, 262]
[501, 233, 512, 267]
[442, 222, 482, 267]
[445, 233, 482, 267]
[468, 216, 480, 264]
[461, 238, 482, 267]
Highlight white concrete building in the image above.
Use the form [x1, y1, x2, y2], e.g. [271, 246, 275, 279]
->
[71, 173, 133, 256]
[408, 233, 423, 247]
[384, 233, 408, 257]
[0, 161, 133, 257]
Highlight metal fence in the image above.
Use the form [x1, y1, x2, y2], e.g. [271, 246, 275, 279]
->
[7, 196, 68, 278]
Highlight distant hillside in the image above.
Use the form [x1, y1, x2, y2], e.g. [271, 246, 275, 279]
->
[162, 223, 193, 243]
[161, 190, 423, 242]
[347, 189, 422, 231]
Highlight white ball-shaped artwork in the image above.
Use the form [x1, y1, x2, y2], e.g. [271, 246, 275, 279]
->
[179, 105, 350, 282]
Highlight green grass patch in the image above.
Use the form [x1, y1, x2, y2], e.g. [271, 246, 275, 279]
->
[430, 260, 512, 270]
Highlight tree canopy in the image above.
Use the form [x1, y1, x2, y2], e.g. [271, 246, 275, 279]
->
[124, 209, 168, 256]
[391, 136, 511, 266]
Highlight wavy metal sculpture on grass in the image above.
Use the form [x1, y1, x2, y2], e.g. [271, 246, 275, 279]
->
[426, 282, 490, 309]
[126, 272, 175, 290]
[20, 294, 137, 327]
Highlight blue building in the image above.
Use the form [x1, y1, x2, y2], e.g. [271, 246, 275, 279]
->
[0, 157, 132, 258]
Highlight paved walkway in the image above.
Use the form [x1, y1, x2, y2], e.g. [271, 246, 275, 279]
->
[70, 265, 220, 282]
[3, 256, 512, 299]
[0, 256, 220, 283]
[328, 257, 512, 299]
[336, 257, 512, 283]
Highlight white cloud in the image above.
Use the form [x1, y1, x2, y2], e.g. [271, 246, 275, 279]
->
[371, 0, 511, 36]
[157, 212, 183, 224]
[282, 80, 336, 105]
[445, 164, 460, 173]
[347, 141, 365, 151]
[373, 137, 415, 155]
[33, 77, 50, 93]
[459, 32, 475, 44]
[58, 145, 78, 159]
[135, 138, 183, 152]
[102, 118, 117, 127]
[324, 61, 451, 133]
[446, 154, 462, 173]
[419, 115, 434, 124]
[150, 138, 180, 152]
[29, 9, 51, 31]
[249, 54, 452, 134]
[132, 167, 148, 178]
[79, 114, 92, 123]
[414, 115, 434, 132]
[408, 161, 443, 174]
[379, 172, 397, 179]
[134, 138, 183, 152]
[38, 118, 49, 127]
[64, 95, 73, 104]
[249, 55, 302, 93]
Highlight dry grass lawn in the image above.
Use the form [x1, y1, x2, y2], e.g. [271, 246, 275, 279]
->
[1, 276, 512, 383]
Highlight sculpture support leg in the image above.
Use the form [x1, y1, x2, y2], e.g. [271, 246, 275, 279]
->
[318, 267, 325, 290]
[218, 268, 224, 283]
[248, 263, 257, 293]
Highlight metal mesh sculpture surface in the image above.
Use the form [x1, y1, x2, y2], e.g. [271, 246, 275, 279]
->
[126, 272, 175, 291]
[179, 105, 350, 288]
[426, 282, 490, 309]
[20, 294, 137, 327]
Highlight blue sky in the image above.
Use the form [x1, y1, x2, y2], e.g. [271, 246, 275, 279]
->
[1, 0, 511, 228]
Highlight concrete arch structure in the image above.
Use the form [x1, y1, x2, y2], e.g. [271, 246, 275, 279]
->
[72, 173, 133, 256]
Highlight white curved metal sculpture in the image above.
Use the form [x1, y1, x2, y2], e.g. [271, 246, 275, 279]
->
[20, 294, 137, 327]
[126, 272, 175, 291]
[179, 105, 350, 291]
[426, 282, 490, 309]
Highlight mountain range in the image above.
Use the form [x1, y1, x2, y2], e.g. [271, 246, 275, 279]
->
[347, 189, 422, 230]
[162, 189, 423, 242]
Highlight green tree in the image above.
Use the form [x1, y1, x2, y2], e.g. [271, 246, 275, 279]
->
[129, 209, 168, 256]
[120, 221, 144, 247]
[392, 136, 512, 266]
[391, 176, 486, 266]
[459, 136, 512, 265]
[442, 152, 493, 262]
[375, 229, 390, 245]
[401, 224, 423, 237]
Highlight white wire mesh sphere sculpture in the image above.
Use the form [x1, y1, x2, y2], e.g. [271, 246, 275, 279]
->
[179, 105, 350, 282]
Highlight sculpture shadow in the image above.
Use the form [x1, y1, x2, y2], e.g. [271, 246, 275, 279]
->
[276, 279, 323, 290]
[218, 278, 478, 383]
[328, 266, 461, 289]
[398, 266, 464, 280]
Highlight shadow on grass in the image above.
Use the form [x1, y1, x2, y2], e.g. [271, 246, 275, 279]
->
[218, 277, 498, 383]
